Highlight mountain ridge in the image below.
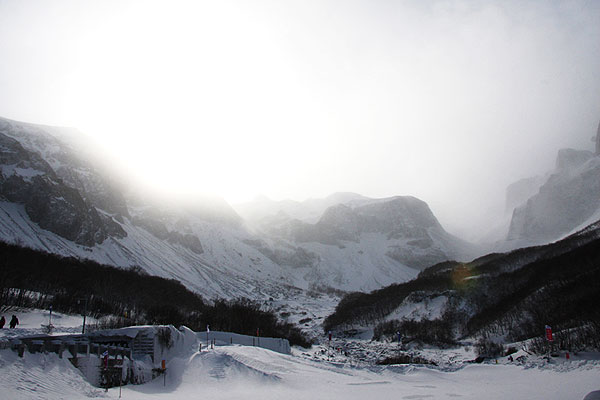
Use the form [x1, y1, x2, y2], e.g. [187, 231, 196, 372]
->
[0, 116, 477, 297]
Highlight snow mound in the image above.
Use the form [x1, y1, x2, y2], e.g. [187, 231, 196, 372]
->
[0, 350, 106, 399]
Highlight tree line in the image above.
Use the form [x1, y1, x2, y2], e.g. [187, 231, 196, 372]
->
[324, 233, 600, 352]
[0, 241, 311, 347]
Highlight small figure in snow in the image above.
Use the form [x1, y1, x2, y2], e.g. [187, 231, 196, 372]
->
[0, 316, 5, 328]
[508, 355, 513, 362]
[9, 315, 18, 329]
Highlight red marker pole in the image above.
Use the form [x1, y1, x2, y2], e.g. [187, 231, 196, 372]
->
[545, 325, 553, 342]
[545, 325, 553, 360]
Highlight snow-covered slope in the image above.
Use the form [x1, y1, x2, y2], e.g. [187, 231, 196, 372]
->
[0, 117, 300, 298]
[0, 116, 481, 297]
[252, 196, 481, 284]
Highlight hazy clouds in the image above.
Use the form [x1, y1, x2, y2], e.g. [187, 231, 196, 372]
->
[0, 0, 599, 238]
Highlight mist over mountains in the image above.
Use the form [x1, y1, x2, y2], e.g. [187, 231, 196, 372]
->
[1, 116, 600, 301]
[506, 148, 600, 247]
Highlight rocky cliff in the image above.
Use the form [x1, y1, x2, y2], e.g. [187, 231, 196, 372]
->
[507, 148, 600, 247]
[0, 129, 124, 246]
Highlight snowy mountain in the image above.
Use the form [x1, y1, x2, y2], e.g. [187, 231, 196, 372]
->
[0, 116, 480, 297]
[0, 121, 126, 246]
[235, 192, 369, 224]
[506, 148, 600, 249]
[0, 117, 297, 298]
[254, 195, 480, 273]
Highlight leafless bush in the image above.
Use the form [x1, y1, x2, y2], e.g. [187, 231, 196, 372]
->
[475, 338, 504, 358]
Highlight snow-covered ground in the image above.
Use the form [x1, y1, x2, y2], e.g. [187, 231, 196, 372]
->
[0, 308, 95, 339]
[1, 310, 599, 400]
[385, 294, 448, 322]
[1, 343, 599, 400]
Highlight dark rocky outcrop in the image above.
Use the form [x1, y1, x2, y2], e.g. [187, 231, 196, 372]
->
[265, 196, 442, 247]
[132, 215, 203, 254]
[0, 117, 130, 219]
[0, 132, 125, 246]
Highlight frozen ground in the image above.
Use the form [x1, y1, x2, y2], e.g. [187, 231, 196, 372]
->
[0, 309, 599, 400]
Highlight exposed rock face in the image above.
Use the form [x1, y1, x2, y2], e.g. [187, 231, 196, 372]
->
[507, 149, 600, 245]
[555, 148, 595, 171]
[0, 132, 125, 246]
[132, 215, 203, 254]
[0, 118, 129, 219]
[264, 197, 441, 245]
[505, 175, 547, 214]
[596, 120, 600, 155]
[258, 196, 476, 270]
[243, 238, 319, 269]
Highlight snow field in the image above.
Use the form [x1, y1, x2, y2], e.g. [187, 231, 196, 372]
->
[0, 308, 93, 340]
[1, 342, 599, 400]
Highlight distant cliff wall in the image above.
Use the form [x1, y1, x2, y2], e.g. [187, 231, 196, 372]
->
[596, 120, 600, 155]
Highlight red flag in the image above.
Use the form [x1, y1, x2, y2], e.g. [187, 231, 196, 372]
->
[545, 325, 553, 341]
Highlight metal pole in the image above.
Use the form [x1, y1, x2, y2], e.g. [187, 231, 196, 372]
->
[81, 298, 88, 334]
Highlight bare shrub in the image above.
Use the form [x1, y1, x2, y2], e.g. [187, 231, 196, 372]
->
[475, 338, 504, 358]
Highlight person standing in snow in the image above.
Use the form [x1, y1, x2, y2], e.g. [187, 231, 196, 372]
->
[0, 316, 5, 328]
[9, 315, 18, 329]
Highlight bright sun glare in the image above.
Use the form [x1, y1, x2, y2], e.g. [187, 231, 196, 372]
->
[59, 1, 454, 204]
[4, 0, 598, 221]
[64, 2, 324, 202]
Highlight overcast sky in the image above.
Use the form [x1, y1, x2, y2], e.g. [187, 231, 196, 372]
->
[0, 0, 599, 238]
